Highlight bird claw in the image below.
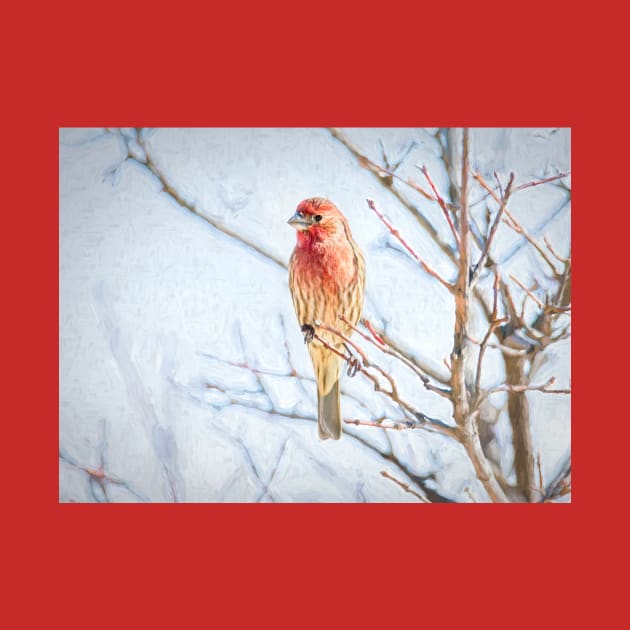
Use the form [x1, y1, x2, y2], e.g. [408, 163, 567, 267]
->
[301, 324, 315, 344]
[342, 342, 361, 377]
[347, 356, 360, 377]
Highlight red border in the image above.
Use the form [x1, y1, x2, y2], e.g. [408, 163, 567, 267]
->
[5, 3, 622, 627]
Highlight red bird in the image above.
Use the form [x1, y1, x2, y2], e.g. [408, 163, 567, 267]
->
[288, 198, 366, 439]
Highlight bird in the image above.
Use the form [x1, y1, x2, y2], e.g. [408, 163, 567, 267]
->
[287, 197, 365, 439]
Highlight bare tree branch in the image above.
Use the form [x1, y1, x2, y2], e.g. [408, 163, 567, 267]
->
[59, 436, 147, 503]
[484, 377, 571, 397]
[202, 361, 446, 502]
[366, 198, 454, 292]
[471, 173, 515, 286]
[311, 324, 457, 438]
[543, 235, 571, 265]
[111, 128, 287, 270]
[474, 272, 508, 397]
[449, 129, 508, 503]
[509, 273, 546, 310]
[94, 127, 570, 504]
[362, 319, 451, 386]
[380, 470, 429, 502]
[499, 195, 570, 267]
[328, 128, 458, 262]
[340, 315, 452, 399]
[513, 172, 570, 192]
[473, 170, 562, 276]
[418, 165, 461, 248]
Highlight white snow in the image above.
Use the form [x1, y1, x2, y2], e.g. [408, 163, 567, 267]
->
[59, 127, 571, 502]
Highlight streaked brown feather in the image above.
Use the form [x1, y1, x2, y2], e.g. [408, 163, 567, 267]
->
[288, 198, 365, 440]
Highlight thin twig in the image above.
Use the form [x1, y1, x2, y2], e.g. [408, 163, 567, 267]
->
[117, 128, 287, 270]
[364, 321, 451, 385]
[450, 129, 508, 503]
[499, 195, 570, 267]
[329, 127, 495, 323]
[371, 138, 438, 200]
[493, 171, 504, 198]
[312, 324, 455, 436]
[474, 272, 508, 396]
[200, 374, 442, 501]
[543, 235, 571, 264]
[418, 165, 461, 248]
[366, 198, 454, 292]
[363, 319, 385, 345]
[473, 171, 561, 276]
[314, 321, 401, 399]
[503, 211, 561, 276]
[340, 315, 452, 399]
[513, 172, 570, 192]
[509, 274, 545, 309]
[484, 377, 571, 397]
[464, 487, 478, 503]
[345, 418, 433, 431]
[380, 470, 429, 502]
[328, 128, 458, 262]
[471, 173, 515, 285]
[311, 330, 397, 406]
[466, 336, 528, 357]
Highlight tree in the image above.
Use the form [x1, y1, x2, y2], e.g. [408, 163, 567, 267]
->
[59, 127, 570, 503]
[328, 128, 570, 502]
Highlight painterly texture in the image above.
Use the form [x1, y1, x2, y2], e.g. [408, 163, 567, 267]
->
[59, 128, 570, 503]
[288, 198, 366, 439]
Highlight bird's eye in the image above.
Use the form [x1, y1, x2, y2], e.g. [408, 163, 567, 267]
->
[314, 215, 323, 222]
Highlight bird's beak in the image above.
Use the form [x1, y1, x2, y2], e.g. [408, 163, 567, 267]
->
[287, 211, 311, 231]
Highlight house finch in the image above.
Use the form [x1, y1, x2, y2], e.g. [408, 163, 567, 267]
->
[288, 197, 366, 439]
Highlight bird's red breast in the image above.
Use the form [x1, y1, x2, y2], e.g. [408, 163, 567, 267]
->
[287, 197, 366, 440]
[290, 197, 360, 293]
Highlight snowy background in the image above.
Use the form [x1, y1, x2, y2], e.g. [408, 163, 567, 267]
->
[59, 128, 571, 502]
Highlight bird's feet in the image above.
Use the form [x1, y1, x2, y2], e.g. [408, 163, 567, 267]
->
[301, 324, 315, 344]
[346, 356, 360, 377]
[343, 343, 361, 377]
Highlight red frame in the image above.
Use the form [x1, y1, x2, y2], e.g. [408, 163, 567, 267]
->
[4, 2, 621, 627]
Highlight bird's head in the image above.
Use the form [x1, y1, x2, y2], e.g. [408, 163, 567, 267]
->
[288, 197, 348, 244]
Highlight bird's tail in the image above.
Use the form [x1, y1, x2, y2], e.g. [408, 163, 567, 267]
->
[318, 378, 341, 440]
[310, 345, 342, 440]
